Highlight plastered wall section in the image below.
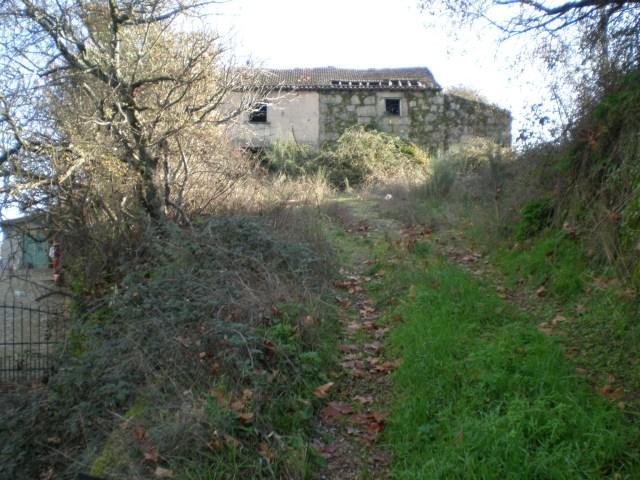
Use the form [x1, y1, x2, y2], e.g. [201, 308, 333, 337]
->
[224, 91, 320, 148]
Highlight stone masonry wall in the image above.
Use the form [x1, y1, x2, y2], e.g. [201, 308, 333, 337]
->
[443, 94, 511, 149]
[318, 90, 511, 152]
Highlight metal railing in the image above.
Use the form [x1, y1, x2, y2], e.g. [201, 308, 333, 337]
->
[0, 304, 66, 383]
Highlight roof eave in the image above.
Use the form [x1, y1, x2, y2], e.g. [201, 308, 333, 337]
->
[264, 85, 443, 92]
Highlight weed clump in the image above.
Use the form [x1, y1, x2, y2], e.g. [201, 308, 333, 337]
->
[423, 137, 512, 198]
[515, 197, 555, 240]
[261, 140, 323, 178]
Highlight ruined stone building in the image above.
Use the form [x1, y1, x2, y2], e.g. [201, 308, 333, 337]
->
[227, 67, 511, 151]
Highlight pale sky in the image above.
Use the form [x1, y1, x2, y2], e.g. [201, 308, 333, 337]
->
[208, 0, 551, 139]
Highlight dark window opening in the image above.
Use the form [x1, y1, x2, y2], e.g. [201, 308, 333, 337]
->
[249, 102, 268, 123]
[385, 98, 401, 115]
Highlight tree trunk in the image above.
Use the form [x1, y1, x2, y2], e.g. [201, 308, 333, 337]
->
[138, 147, 164, 222]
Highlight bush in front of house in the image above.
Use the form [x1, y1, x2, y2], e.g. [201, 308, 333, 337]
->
[260, 127, 431, 189]
[261, 139, 324, 177]
[329, 126, 431, 188]
[424, 137, 512, 198]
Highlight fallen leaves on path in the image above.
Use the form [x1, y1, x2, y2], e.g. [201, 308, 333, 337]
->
[354, 395, 374, 405]
[154, 467, 174, 478]
[313, 440, 340, 458]
[364, 341, 383, 352]
[335, 296, 351, 307]
[321, 401, 354, 421]
[538, 314, 572, 335]
[315, 263, 396, 478]
[338, 343, 359, 353]
[237, 412, 255, 424]
[334, 277, 364, 294]
[314, 382, 335, 399]
[597, 384, 625, 400]
[396, 225, 434, 250]
[320, 401, 391, 443]
[132, 425, 162, 467]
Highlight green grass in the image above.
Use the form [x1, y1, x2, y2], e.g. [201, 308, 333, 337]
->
[568, 287, 640, 393]
[490, 228, 640, 405]
[493, 230, 588, 299]
[381, 252, 639, 479]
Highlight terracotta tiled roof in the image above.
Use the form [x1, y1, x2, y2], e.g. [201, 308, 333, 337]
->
[258, 67, 440, 90]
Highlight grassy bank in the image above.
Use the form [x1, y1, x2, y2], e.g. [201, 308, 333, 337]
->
[374, 240, 639, 478]
[491, 228, 640, 412]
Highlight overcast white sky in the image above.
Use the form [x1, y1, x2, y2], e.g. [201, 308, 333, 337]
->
[208, 0, 550, 137]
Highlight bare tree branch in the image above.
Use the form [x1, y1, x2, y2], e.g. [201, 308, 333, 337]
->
[0, 0, 263, 223]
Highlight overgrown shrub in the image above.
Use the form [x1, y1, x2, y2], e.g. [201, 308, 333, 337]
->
[259, 128, 431, 190]
[424, 137, 512, 198]
[261, 140, 324, 178]
[47, 131, 262, 294]
[443, 137, 509, 174]
[329, 126, 430, 188]
[0, 215, 337, 479]
[363, 136, 515, 230]
[427, 157, 457, 195]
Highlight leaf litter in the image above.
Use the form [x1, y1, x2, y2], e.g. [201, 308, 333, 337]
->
[314, 253, 396, 478]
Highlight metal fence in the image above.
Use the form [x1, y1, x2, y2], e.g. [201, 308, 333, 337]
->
[0, 304, 66, 383]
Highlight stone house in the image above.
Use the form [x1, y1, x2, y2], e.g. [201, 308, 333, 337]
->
[227, 67, 511, 152]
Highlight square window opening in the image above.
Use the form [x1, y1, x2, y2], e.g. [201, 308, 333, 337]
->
[385, 98, 401, 116]
[249, 102, 268, 123]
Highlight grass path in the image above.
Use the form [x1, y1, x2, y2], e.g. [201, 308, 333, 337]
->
[318, 194, 640, 479]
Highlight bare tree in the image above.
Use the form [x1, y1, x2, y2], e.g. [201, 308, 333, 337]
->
[0, 0, 263, 222]
[419, 1, 640, 34]
[419, 1, 640, 71]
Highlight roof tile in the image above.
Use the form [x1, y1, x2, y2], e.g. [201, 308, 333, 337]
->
[258, 67, 440, 90]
